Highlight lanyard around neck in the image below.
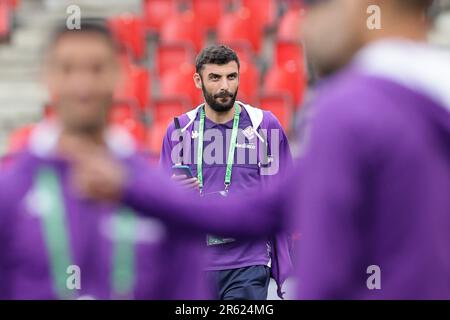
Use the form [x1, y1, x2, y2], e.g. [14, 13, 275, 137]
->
[36, 167, 135, 299]
[197, 103, 240, 194]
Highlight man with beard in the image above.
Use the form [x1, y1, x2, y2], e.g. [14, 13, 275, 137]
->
[159, 45, 293, 300]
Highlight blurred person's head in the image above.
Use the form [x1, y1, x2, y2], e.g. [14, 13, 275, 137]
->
[303, 0, 434, 77]
[193, 45, 240, 113]
[44, 18, 120, 136]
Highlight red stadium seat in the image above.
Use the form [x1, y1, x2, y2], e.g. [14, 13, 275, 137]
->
[241, 0, 277, 29]
[160, 9, 205, 52]
[274, 40, 304, 69]
[258, 93, 293, 131]
[159, 65, 203, 107]
[108, 15, 146, 61]
[147, 122, 168, 155]
[151, 96, 190, 127]
[156, 42, 196, 78]
[132, 67, 151, 110]
[277, 7, 304, 42]
[143, 0, 176, 32]
[217, 7, 264, 53]
[109, 101, 148, 148]
[264, 41, 306, 108]
[115, 63, 151, 111]
[237, 59, 260, 105]
[263, 63, 306, 108]
[0, 0, 12, 41]
[109, 101, 139, 123]
[191, 0, 224, 30]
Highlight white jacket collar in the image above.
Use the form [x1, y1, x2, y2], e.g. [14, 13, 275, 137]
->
[183, 101, 264, 132]
[354, 39, 450, 113]
[29, 120, 136, 159]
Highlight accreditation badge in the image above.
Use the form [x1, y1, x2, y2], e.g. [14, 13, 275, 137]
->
[206, 234, 236, 246]
[202, 190, 233, 245]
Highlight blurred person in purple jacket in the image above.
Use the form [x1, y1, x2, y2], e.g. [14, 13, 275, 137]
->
[69, 0, 450, 299]
[293, 0, 450, 298]
[0, 18, 207, 299]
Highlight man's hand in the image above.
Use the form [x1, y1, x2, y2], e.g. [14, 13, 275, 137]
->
[59, 136, 127, 202]
[72, 152, 127, 202]
[170, 174, 200, 191]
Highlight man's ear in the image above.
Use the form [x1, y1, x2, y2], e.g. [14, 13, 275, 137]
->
[193, 73, 202, 89]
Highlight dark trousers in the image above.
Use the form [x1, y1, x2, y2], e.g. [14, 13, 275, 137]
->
[207, 265, 271, 300]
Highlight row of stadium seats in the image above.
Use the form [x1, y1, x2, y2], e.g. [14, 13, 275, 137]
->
[110, 1, 303, 61]
[143, 0, 280, 37]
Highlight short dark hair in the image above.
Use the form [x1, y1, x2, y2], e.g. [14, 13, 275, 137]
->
[195, 45, 240, 74]
[48, 17, 118, 51]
